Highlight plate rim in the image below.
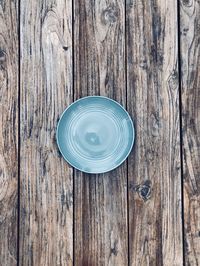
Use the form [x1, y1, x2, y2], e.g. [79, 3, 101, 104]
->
[56, 95, 135, 174]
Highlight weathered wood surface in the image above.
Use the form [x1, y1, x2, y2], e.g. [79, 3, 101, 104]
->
[20, 0, 73, 265]
[0, 0, 19, 265]
[73, 0, 128, 265]
[126, 0, 183, 265]
[1, 0, 200, 264]
[180, 0, 200, 264]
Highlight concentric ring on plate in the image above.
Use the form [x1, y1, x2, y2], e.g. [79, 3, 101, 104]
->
[56, 96, 135, 174]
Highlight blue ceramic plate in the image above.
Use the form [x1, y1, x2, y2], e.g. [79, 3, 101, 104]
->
[56, 96, 134, 174]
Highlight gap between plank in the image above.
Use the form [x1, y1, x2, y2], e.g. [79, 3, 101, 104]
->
[72, 0, 75, 265]
[177, 0, 186, 264]
[125, 0, 130, 265]
[17, 0, 21, 264]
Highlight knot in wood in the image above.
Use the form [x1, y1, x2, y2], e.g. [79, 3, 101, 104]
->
[182, 28, 189, 36]
[0, 49, 5, 59]
[167, 70, 179, 90]
[135, 180, 151, 201]
[110, 240, 118, 256]
[181, 0, 190, 6]
[101, 6, 119, 25]
[0, 49, 6, 68]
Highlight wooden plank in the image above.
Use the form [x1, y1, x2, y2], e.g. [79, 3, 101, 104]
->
[0, 0, 19, 265]
[126, 0, 183, 265]
[180, 0, 200, 264]
[73, 0, 128, 265]
[20, 0, 73, 265]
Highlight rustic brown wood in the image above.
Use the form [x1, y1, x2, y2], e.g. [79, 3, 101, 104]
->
[19, 0, 73, 265]
[126, 0, 183, 265]
[0, 0, 19, 265]
[73, 0, 128, 265]
[2, 0, 199, 263]
[180, 0, 200, 264]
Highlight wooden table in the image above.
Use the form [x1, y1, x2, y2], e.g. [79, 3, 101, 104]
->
[0, 0, 199, 265]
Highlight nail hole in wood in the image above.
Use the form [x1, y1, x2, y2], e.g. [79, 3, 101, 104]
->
[63, 46, 68, 51]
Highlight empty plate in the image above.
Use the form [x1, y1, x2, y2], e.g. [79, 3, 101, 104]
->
[56, 96, 135, 174]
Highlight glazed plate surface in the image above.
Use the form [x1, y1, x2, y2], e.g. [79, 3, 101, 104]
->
[56, 96, 134, 174]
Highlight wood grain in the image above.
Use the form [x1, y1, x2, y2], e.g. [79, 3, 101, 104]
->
[0, 0, 18, 265]
[73, 0, 128, 265]
[180, 0, 200, 264]
[126, 0, 183, 265]
[20, 0, 73, 265]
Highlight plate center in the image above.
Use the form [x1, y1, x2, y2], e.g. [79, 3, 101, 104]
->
[72, 111, 119, 158]
[85, 132, 101, 146]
